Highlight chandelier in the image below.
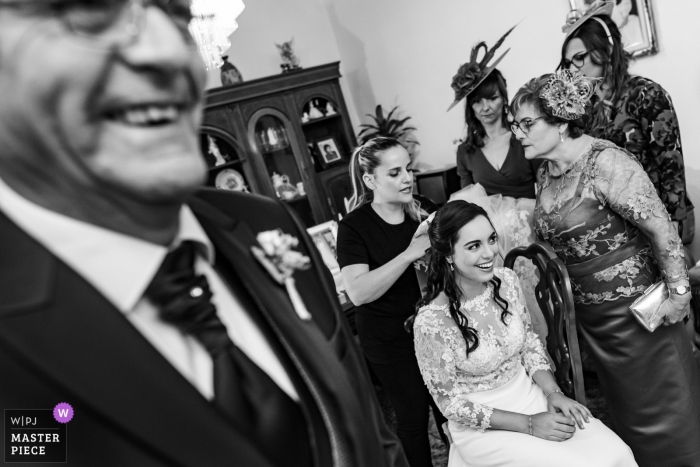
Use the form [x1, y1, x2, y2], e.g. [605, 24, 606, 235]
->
[189, 0, 245, 70]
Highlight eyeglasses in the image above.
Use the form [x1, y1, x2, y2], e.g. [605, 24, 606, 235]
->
[560, 51, 590, 71]
[0, 0, 194, 48]
[510, 117, 544, 135]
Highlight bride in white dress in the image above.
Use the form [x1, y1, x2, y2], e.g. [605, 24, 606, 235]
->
[411, 200, 637, 467]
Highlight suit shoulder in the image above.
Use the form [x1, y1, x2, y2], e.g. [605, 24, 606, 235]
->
[195, 188, 285, 215]
[194, 188, 297, 232]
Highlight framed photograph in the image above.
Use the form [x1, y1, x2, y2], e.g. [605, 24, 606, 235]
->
[315, 137, 343, 167]
[307, 220, 338, 260]
[571, 0, 657, 57]
[307, 221, 345, 293]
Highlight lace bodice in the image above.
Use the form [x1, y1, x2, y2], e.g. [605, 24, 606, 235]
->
[534, 140, 686, 305]
[413, 268, 550, 432]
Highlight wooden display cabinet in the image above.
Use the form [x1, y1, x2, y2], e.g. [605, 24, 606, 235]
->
[200, 62, 356, 228]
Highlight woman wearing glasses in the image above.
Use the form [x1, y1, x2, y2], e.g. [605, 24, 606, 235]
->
[559, 2, 694, 244]
[510, 70, 700, 467]
[447, 26, 546, 340]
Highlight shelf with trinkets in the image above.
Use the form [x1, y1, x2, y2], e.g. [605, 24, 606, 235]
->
[201, 63, 358, 323]
[201, 62, 358, 227]
[199, 127, 253, 193]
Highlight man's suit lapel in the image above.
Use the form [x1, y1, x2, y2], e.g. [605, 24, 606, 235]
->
[0, 211, 277, 467]
[190, 197, 372, 466]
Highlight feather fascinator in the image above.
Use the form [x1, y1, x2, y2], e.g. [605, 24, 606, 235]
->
[447, 24, 517, 112]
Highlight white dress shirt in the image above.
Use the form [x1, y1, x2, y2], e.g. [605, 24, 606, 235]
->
[0, 177, 298, 401]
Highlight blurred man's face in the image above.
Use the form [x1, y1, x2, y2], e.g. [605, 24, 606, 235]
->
[0, 1, 208, 205]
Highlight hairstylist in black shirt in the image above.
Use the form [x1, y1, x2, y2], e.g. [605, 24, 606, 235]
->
[338, 137, 447, 467]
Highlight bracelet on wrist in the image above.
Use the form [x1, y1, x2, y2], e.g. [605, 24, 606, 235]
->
[528, 415, 533, 436]
[545, 389, 562, 399]
[664, 268, 690, 283]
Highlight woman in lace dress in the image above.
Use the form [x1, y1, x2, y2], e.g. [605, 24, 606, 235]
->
[412, 200, 635, 466]
[510, 71, 700, 467]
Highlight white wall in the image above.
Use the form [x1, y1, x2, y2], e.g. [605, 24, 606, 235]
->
[219, 0, 700, 257]
[204, 0, 361, 132]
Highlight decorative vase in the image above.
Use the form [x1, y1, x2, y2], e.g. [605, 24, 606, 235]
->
[220, 56, 243, 86]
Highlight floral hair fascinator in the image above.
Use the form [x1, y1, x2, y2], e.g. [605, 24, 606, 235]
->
[447, 24, 518, 112]
[539, 70, 594, 120]
[562, 0, 614, 46]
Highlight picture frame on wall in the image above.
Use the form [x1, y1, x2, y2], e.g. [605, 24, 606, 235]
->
[315, 137, 343, 168]
[571, 0, 657, 57]
[307, 220, 338, 260]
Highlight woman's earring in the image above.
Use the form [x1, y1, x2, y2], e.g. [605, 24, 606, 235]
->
[448, 261, 454, 271]
[560, 132, 565, 143]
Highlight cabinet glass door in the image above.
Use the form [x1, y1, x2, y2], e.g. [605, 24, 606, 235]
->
[252, 114, 317, 227]
[200, 131, 252, 192]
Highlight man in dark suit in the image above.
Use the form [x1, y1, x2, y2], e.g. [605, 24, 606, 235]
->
[0, 1, 407, 466]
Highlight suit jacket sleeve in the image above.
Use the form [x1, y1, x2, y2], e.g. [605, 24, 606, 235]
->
[277, 200, 409, 467]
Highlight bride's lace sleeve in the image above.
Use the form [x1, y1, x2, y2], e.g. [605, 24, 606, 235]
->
[413, 304, 494, 432]
[503, 268, 551, 376]
[592, 148, 686, 280]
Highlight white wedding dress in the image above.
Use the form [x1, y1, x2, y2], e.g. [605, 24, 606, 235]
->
[413, 268, 637, 467]
[414, 183, 547, 342]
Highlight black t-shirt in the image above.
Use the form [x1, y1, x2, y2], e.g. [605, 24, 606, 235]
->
[337, 203, 420, 363]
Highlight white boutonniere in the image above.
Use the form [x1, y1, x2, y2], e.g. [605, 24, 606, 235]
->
[251, 229, 313, 320]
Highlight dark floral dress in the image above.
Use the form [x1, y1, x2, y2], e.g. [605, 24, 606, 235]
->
[588, 76, 693, 226]
[534, 139, 700, 467]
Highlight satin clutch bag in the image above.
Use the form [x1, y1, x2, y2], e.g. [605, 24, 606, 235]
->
[629, 281, 668, 332]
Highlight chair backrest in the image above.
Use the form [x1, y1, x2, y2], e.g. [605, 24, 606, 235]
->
[504, 241, 586, 405]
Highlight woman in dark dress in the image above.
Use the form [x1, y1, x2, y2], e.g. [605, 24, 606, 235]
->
[559, 2, 693, 242]
[337, 137, 447, 467]
[455, 68, 541, 198]
[510, 70, 700, 467]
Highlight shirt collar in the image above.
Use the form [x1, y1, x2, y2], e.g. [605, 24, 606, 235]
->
[0, 177, 214, 312]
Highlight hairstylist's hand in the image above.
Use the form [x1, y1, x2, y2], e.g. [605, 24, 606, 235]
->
[547, 392, 591, 429]
[530, 412, 576, 441]
[404, 232, 431, 262]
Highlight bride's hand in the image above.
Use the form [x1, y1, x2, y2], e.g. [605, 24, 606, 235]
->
[547, 392, 592, 429]
[529, 412, 576, 441]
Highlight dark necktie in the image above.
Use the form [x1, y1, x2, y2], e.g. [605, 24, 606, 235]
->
[145, 241, 311, 467]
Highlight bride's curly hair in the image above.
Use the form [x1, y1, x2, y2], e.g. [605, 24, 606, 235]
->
[409, 200, 510, 357]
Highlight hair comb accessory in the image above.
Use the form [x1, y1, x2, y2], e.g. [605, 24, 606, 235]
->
[447, 23, 518, 112]
[563, 0, 614, 45]
[539, 70, 594, 120]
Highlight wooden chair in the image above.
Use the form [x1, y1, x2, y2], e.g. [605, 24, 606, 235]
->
[504, 241, 586, 405]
